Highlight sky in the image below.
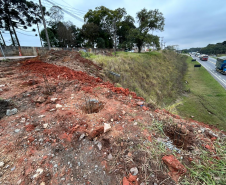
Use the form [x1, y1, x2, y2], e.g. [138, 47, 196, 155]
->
[1, 0, 226, 49]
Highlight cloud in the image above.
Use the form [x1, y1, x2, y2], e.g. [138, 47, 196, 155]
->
[1, 0, 226, 49]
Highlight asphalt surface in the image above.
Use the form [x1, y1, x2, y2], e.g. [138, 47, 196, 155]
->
[192, 55, 226, 90]
[0, 56, 36, 60]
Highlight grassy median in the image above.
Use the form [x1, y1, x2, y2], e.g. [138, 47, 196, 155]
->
[176, 57, 226, 130]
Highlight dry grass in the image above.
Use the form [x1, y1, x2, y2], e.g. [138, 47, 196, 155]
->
[89, 51, 188, 107]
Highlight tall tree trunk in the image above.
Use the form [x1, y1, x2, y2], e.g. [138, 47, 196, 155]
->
[8, 16, 20, 47]
[138, 46, 141, 53]
[11, 24, 20, 47]
[8, 17, 22, 55]
[0, 32, 6, 46]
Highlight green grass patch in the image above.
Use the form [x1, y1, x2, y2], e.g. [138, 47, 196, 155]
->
[88, 50, 188, 107]
[176, 57, 226, 130]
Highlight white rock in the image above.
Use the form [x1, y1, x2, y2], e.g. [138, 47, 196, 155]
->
[51, 98, 58, 102]
[107, 154, 113, 160]
[40, 182, 45, 185]
[6, 108, 18, 116]
[130, 167, 138, 175]
[43, 123, 48, 129]
[49, 109, 56, 112]
[104, 123, 111, 133]
[20, 118, 26, 123]
[0, 162, 4, 167]
[111, 119, 113, 122]
[137, 101, 144, 106]
[15, 129, 20, 133]
[17, 179, 22, 185]
[97, 142, 102, 150]
[38, 115, 45, 118]
[79, 133, 85, 141]
[56, 104, 63, 108]
[33, 168, 43, 178]
[133, 122, 138, 126]
[0, 84, 5, 87]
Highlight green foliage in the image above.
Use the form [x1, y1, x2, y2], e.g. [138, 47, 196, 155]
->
[81, 23, 99, 47]
[128, 8, 164, 52]
[96, 37, 105, 48]
[40, 21, 83, 47]
[187, 41, 226, 55]
[40, 27, 57, 47]
[79, 51, 92, 58]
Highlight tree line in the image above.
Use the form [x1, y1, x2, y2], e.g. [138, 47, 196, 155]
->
[182, 41, 226, 55]
[0, 1, 165, 53]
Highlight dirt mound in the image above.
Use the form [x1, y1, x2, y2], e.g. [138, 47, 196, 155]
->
[39, 50, 102, 78]
[20, 59, 144, 100]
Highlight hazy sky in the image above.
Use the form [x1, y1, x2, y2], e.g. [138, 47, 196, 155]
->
[2, 0, 226, 49]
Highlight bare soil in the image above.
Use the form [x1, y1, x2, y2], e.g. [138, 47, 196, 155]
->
[0, 51, 223, 185]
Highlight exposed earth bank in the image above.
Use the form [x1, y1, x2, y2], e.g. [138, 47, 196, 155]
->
[0, 51, 225, 185]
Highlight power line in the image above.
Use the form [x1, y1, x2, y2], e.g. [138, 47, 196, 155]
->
[17, 30, 37, 37]
[46, 0, 86, 13]
[45, 0, 84, 22]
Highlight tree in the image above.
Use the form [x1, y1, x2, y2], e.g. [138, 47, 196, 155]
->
[0, 0, 46, 46]
[83, 6, 127, 49]
[49, 6, 64, 23]
[129, 8, 165, 52]
[40, 28, 57, 47]
[81, 23, 99, 47]
[117, 15, 135, 48]
[70, 25, 83, 47]
[25, 1, 49, 47]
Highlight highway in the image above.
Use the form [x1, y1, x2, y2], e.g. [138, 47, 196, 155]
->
[192, 55, 226, 90]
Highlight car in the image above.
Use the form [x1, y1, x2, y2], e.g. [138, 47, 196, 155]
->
[192, 58, 196, 61]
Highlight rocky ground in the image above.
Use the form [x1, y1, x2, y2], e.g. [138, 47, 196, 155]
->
[0, 51, 225, 185]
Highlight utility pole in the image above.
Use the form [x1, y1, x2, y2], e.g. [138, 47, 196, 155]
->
[160, 37, 164, 50]
[39, 0, 51, 50]
[113, 20, 117, 57]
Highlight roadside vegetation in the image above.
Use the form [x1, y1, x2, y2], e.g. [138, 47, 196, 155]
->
[89, 50, 188, 107]
[176, 57, 226, 130]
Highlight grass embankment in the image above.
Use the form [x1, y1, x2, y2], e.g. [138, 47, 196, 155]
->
[176, 57, 226, 130]
[89, 51, 187, 107]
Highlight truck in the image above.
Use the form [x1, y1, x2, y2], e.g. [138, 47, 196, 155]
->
[215, 56, 226, 74]
[201, 55, 208, 61]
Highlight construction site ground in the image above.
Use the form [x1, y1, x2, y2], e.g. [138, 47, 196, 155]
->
[0, 51, 225, 185]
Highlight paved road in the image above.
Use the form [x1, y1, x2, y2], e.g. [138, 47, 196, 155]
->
[0, 56, 36, 60]
[192, 55, 226, 90]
